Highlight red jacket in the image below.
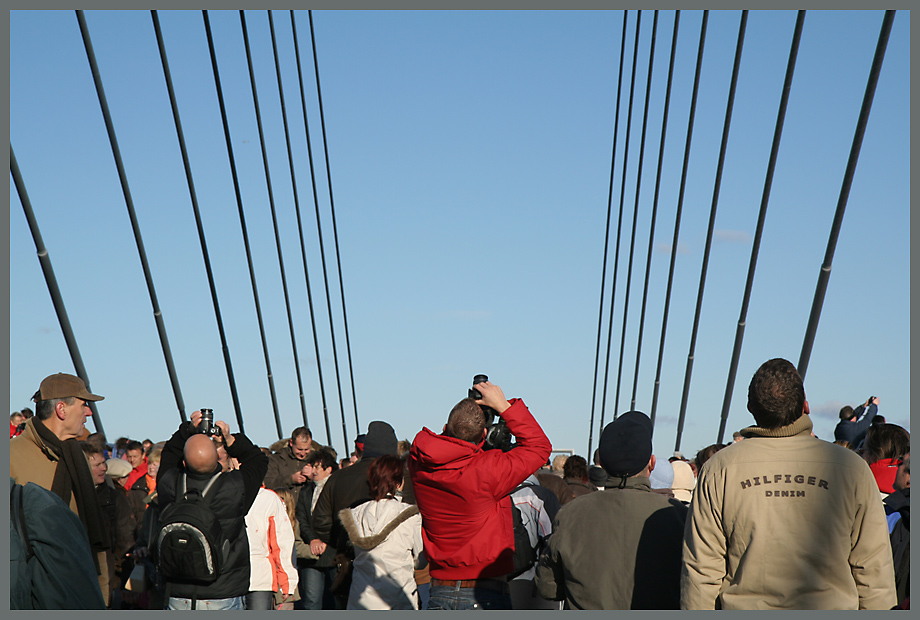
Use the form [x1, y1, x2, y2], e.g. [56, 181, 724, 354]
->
[408, 398, 551, 580]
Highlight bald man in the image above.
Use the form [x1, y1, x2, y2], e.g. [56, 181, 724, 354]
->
[156, 410, 268, 610]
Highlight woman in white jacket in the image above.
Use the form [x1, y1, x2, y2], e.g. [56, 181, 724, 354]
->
[339, 454, 426, 610]
[244, 486, 299, 610]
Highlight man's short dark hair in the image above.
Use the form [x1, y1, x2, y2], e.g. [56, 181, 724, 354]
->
[839, 405, 855, 421]
[34, 397, 75, 421]
[747, 358, 806, 429]
[306, 448, 336, 471]
[563, 455, 589, 482]
[292, 427, 312, 442]
[445, 398, 486, 444]
[125, 440, 144, 453]
[80, 442, 103, 458]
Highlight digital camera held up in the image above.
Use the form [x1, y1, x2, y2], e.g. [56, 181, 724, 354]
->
[198, 408, 222, 439]
[469, 374, 513, 452]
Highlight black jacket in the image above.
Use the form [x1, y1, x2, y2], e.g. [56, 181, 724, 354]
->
[313, 458, 375, 557]
[157, 423, 268, 600]
[294, 479, 337, 568]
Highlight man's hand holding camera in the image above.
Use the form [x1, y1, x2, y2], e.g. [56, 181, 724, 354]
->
[472, 380, 511, 415]
[190, 409, 235, 448]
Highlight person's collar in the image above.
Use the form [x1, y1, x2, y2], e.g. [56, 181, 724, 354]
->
[607, 475, 651, 491]
[740, 413, 813, 439]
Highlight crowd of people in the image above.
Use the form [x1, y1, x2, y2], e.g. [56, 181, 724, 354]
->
[9, 359, 910, 610]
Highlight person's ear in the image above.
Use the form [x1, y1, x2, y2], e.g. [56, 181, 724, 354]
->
[803, 399, 810, 415]
[55, 401, 67, 420]
[442, 424, 448, 434]
[648, 454, 656, 474]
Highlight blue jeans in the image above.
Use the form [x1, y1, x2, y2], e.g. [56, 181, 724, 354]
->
[167, 596, 244, 610]
[428, 584, 512, 610]
[297, 566, 335, 610]
[418, 582, 430, 610]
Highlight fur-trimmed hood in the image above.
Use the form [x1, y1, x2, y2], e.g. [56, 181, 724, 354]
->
[339, 499, 419, 551]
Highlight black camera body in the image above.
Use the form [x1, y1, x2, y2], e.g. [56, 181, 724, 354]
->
[469, 374, 513, 452]
[198, 408, 222, 439]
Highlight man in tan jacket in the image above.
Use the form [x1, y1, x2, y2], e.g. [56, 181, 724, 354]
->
[10, 372, 109, 604]
[681, 358, 897, 610]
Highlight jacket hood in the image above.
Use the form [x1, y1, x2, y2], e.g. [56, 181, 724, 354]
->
[339, 500, 418, 551]
[409, 427, 484, 472]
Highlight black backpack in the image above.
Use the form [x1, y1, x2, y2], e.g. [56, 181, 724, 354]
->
[153, 472, 228, 584]
[508, 481, 561, 578]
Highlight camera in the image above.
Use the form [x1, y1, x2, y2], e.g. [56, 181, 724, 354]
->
[198, 408, 222, 439]
[469, 374, 513, 452]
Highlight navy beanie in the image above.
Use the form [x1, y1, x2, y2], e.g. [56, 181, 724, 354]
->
[599, 411, 653, 480]
[362, 421, 398, 459]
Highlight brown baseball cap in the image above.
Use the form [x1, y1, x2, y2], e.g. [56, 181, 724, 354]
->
[32, 373, 104, 402]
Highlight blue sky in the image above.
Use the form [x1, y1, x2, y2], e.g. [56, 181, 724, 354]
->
[9, 10, 910, 462]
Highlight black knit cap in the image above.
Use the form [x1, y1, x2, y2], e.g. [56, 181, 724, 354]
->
[361, 421, 398, 459]
[599, 410, 653, 479]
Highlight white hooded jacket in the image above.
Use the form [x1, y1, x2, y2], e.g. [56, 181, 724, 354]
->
[339, 498, 425, 610]
[245, 487, 298, 597]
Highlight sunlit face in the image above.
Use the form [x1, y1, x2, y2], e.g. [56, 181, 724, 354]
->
[125, 448, 145, 469]
[147, 460, 160, 478]
[88, 453, 107, 485]
[291, 436, 312, 460]
[313, 465, 333, 482]
[60, 398, 92, 440]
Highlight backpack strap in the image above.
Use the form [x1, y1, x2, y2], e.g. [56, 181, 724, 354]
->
[179, 471, 222, 500]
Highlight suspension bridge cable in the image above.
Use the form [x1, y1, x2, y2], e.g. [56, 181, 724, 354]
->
[631, 10, 680, 428]
[202, 9, 281, 436]
[75, 10, 186, 424]
[603, 9, 642, 422]
[150, 10, 244, 426]
[615, 10, 659, 413]
[240, 10, 311, 434]
[798, 10, 896, 380]
[674, 10, 748, 452]
[295, 11, 349, 452]
[10, 145, 105, 436]
[649, 10, 709, 426]
[267, 9, 321, 429]
[587, 10, 629, 457]
[717, 11, 806, 444]
[309, 10, 360, 439]
[289, 10, 334, 449]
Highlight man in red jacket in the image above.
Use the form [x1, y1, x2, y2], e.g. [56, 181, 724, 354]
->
[408, 380, 551, 610]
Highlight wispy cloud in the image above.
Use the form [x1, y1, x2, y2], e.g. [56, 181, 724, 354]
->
[655, 242, 691, 256]
[714, 229, 751, 244]
[810, 400, 845, 421]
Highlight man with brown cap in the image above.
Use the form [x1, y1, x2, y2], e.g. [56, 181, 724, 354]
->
[10, 373, 110, 594]
[535, 411, 687, 609]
